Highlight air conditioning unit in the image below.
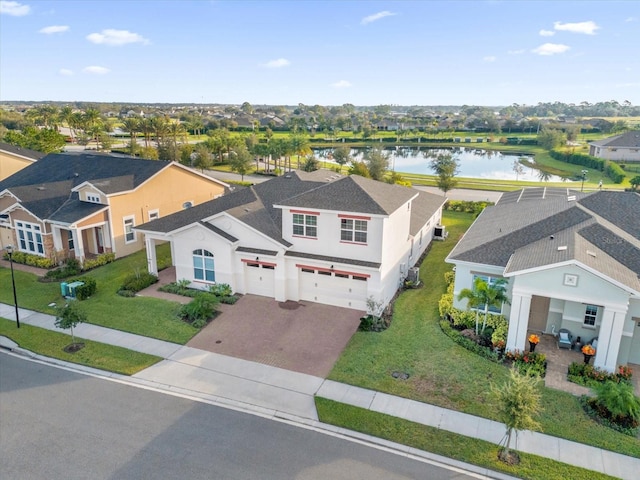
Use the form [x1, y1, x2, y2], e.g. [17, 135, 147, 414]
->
[434, 225, 448, 241]
[407, 267, 420, 284]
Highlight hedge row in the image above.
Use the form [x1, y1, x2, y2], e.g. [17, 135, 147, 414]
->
[550, 149, 626, 184]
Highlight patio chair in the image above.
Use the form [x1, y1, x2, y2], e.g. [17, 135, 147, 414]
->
[588, 336, 598, 350]
[557, 328, 573, 349]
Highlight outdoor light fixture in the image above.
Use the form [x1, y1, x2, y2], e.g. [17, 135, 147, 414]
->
[5, 245, 20, 328]
[581, 169, 588, 192]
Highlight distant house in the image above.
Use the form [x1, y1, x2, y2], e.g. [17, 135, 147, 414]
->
[447, 188, 640, 372]
[136, 171, 446, 311]
[0, 143, 45, 181]
[0, 153, 227, 261]
[588, 131, 640, 162]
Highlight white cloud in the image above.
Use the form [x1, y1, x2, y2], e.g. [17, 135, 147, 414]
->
[615, 82, 640, 88]
[83, 66, 110, 75]
[625, 17, 637, 22]
[39, 25, 69, 34]
[59, 68, 73, 76]
[483, 56, 497, 62]
[539, 29, 555, 37]
[531, 43, 571, 56]
[361, 11, 396, 25]
[330, 80, 352, 88]
[86, 29, 150, 46]
[0, 1, 30, 16]
[261, 58, 290, 68]
[553, 21, 600, 35]
[507, 49, 525, 55]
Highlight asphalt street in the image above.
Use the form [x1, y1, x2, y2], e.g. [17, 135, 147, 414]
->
[1, 354, 483, 480]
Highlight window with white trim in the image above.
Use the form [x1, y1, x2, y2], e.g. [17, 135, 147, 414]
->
[16, 221, 44, 255]
[123, 216, 136, 243]
[341, 218, 367, 243]
[67, 230, 75, 250]
[86, 194, 100, 203]
[148, 209, 159, 221]
[193, 249, 215, 282]
[293, 213, 317, 237]
[584, 305, 598, 327]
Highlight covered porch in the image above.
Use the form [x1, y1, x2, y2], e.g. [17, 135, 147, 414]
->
[49, 210, 113, 264]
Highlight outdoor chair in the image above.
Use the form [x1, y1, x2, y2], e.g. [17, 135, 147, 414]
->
[557, 328, 573, 349]
[588, 336, 598, 350]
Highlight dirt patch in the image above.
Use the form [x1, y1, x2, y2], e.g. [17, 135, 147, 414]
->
[63, 342, 85, 353]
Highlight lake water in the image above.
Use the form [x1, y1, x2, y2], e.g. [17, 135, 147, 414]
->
[313, 146, 568, 182]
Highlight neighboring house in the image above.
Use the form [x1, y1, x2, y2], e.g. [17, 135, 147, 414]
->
[588, 130, 640, 162]
[446, 188, 640, 372]
[136, 171, 446, 311]
[0, 142, 46, 181]
[0, 153, 227, 261]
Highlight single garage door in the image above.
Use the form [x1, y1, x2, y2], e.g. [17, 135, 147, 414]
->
[244, 261, 275, 298]
[298, 266, 368, 310]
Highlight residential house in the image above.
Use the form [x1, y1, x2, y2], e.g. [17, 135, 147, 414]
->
[588, 131, 640, 162]
[446, 188, 640, 372]
[137, 171, 446, 311]
[0, 153, 227, 260]
[0, 142, 46, 181]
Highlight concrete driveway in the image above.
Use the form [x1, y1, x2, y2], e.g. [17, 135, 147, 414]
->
[187, 295, 363, 377]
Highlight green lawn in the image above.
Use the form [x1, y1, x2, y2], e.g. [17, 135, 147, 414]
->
[326, 210, 640, 458]
[0, 245, 199, 344]
[0, 318, 160, 375]
[316, 399, 618, 480]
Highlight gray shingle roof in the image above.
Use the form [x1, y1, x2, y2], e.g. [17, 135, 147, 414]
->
[284, 250, 381, 269]
[410, 191, 446, 235]
[589, 130, 640, 148]
[0, 142, 47, 161]
[199, 221, 238, 242]
[49, 196, 107, 224]
[236, 246, 279, 256]
[578, 191, 640, 239]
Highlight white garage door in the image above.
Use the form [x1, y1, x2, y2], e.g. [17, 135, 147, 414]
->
[244, 262, 275, 298]
[298, 266, 368, 310]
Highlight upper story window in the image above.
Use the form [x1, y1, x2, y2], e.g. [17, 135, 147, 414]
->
[15, 221, 44, 255]
[123, 216, 136, 243]
[293, 213, 317, 238]
[341, 218, 367, 244]
[584, 304, 598, 327]
[86, 194, 101, 203]
[148, 210, 159, 221]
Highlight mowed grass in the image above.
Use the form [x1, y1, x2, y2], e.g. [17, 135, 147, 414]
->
[326, 210, 640, 458]
[316, 399, 619, 480]
[0, 318, 161, 375]
[0, 245, 198, 344]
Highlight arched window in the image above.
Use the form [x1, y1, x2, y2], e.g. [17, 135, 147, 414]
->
[193, 249, 215, 282]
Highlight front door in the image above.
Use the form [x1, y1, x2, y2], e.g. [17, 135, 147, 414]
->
[528, 295, 550, 333]
[96, 226, 104, 253]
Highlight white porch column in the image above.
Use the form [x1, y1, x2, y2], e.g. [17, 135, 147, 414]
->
[73, 227, 85, 263]
[594, 305, 627, 373]
[506, 290, 532, 352]
[52, 226, 63, 251]
[145, 237, 158, 275]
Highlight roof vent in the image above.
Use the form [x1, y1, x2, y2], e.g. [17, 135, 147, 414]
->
[567, 195, 576, 201]
[36, 186, 45, 191]
[587, 250, 597, 257]
[549, 235, 554, 240]
[557, 246, 567, 251]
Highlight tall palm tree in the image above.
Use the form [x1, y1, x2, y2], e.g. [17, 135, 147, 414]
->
[60, 106, 75, 142]
[139, 118, 154, 148]
[458, 277, 510, 335]
[122, 117, 140, 155]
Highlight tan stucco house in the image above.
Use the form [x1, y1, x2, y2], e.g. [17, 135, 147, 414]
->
[0, 152, 227, 261]
[0, 142, 46, 181]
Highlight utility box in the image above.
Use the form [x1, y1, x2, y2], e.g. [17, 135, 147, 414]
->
[407, 267, 420, 284]
[61, 281, 84, 298]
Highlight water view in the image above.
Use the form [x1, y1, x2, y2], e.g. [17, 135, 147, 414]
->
[313, 147, 569, 182]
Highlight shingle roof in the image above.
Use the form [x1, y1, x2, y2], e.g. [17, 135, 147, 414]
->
[410, 190, 446, 235]
[0, 142, 47, 161]
[589, 130, 640, 148]
[450, 188, 640, 292]
[284, 250, 381, 269]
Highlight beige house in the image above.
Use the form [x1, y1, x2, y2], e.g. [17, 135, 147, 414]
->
[0, 142, 46, 181]
[0, 152, 227, 261]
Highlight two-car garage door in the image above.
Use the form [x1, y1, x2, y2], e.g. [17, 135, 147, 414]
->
[298, 266, 368, 311]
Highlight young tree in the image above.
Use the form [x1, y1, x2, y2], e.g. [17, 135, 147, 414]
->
[193, 144, 213, 172]
[332, 145, 351, 171]
[301, 155, 319, 172]
[457, 277, 509, 335]
[54, 301, 87, 347]
[348, 161, 371, 178]
[364, 146, 389, 181]
[537, 128, 566, 150]
[229, 143, 253, 180]
[630, 175, 640, 191]
[429, 153, 460, 196]
[491, 368, 542, 464]
[457, 278, 484, 335]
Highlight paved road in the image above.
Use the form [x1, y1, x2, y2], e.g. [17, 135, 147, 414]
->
[0, 355, 484, 480]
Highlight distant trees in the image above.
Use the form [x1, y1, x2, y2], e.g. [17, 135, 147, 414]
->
[429, 153, 460, 196]
[537, 128, 567, 150]
[363, 146, 389, 181]
[3, 126, 65, 153]
[332, 145, 351, 169]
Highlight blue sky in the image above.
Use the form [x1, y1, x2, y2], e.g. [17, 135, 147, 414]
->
[1, 0, 639, 106]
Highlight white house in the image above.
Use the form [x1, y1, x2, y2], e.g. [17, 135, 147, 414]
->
[446, 188, 640, 373]
[588, 130, 640, 162]
[136, 171, 446, 312]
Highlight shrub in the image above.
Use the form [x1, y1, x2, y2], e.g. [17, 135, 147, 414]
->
[505, 350, 547, 378]
[219, 295, 239, 305]
[119, 271, 158, 295]
[82, 252, 115, 271]
[4, 251, 56, 269]
[604, 161, 626, 184]
[158, 281, 200, 298]
[586, 381, 640, 435]
[568, 362, 634, 387]
[69, 276, 97, 300]
[439, 320, 501, 363]
[180, 293, 219, 327]
[208, 283, 233, 297]
[43, 258, 81, 281]
[444, 200, 493, 216]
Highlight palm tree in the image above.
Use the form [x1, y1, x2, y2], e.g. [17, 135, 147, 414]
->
[457, 278, 485, 335]
[122, 117, 140, 155]
[60, 106, 75, 142]
[458, 277, 509, 335]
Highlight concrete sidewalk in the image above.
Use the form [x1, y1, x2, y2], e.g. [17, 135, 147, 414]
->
[1, 303, 638, 479]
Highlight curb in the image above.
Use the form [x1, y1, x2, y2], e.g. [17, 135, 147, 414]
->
[0, 347, 516, 480]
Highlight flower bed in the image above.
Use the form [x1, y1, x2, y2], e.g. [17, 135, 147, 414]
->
[568, 363, 633, 388]
[504, 349, 547, 378]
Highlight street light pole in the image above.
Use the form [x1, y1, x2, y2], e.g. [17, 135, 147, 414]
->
[581, 169, 588, 192]
[6, 245, 20, 328]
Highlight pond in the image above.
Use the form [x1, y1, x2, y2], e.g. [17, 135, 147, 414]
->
[313, 146, 569, 182]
